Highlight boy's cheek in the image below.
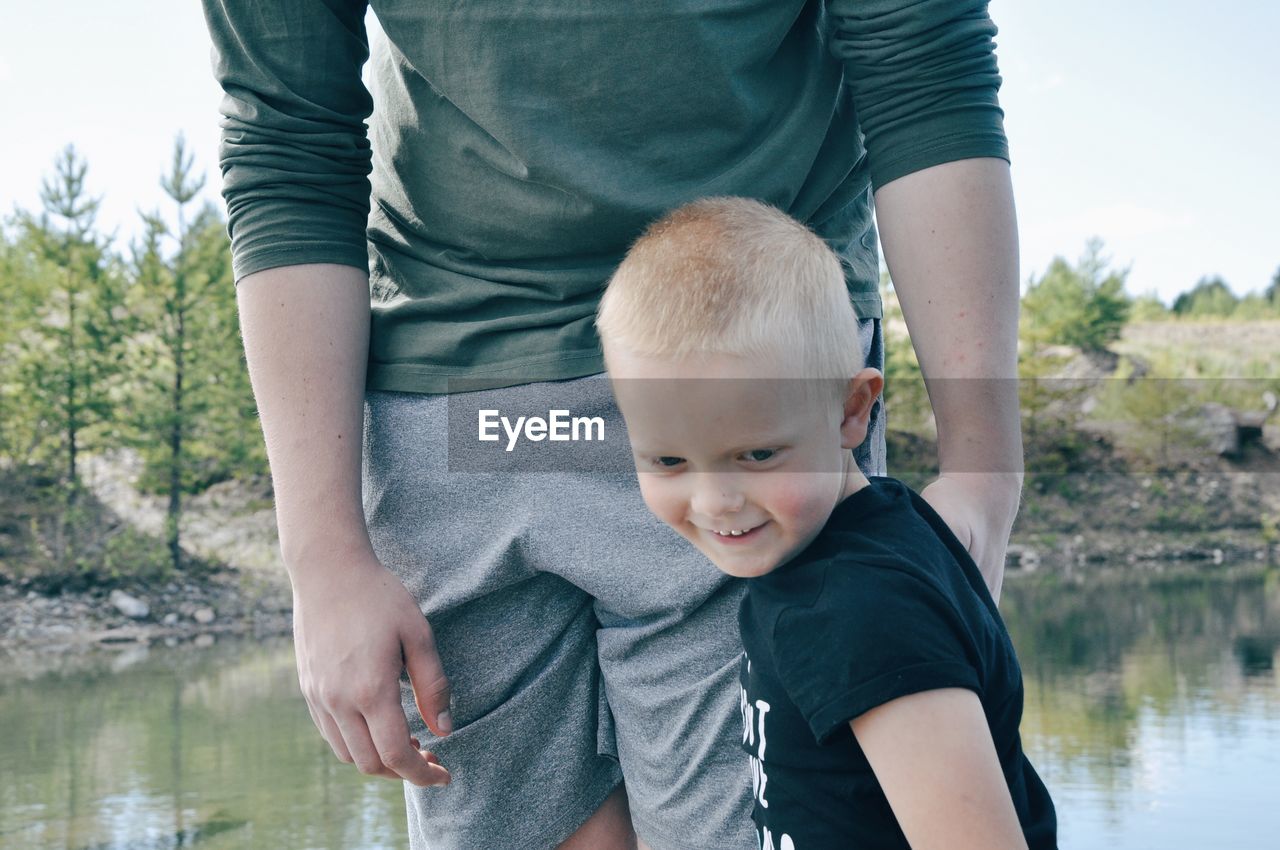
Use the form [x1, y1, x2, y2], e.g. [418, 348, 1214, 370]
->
[766, 476, 835, 530]
[637, 477, 682, 529]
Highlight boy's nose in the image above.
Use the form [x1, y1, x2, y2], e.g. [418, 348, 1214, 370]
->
[691, 477, 745, 518]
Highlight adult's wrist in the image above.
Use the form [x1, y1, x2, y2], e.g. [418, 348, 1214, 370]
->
[934, 470, 1024, 521]
[283, 530, 382, 593]
[281, 523, 374, 565]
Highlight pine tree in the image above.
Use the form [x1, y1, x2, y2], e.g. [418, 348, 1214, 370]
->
[14, 148, 126, 487]
[1171, 276, 1237, 317]
[0, 225, 46, 465]
[129, 136, 271, 572]
[9, 147, 128, 564]
[1021, 238, 1131, 353]
[129, 135, 211, 572]
[181, 208, 267, 485]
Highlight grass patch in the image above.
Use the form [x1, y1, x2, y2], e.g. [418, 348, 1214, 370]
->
[0, 467, 209, 594]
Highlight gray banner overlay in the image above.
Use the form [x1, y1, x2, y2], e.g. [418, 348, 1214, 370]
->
[446, 374, 635, 474]
[443, 377, 1278, 474]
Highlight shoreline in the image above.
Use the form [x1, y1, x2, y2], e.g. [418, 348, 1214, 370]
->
[2, 528, 1273, 658]
[4, 446, 1276, 657]
[0, 569, 292, 656]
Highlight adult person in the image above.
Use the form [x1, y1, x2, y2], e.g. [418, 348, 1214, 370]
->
[200, 1, 1023, 848]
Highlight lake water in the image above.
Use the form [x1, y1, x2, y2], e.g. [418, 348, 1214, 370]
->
[2, 569, 1278, 849]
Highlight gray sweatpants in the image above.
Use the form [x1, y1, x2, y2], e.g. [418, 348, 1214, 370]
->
[362, 319, 885, 850]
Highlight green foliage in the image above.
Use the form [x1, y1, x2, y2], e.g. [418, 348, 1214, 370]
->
[128, 193, 264, 494]
[17, 493, 102, 591]
[138, 141, 264, 490]
[878, 274, 932, 437]
[184, 217, 267, 486]
[1088, 344, 1280, 466]
[1090, 357, 1205, 464]
[1021, 238, 1131, 353]
[98, 526, 178, 586]
[122, 136, 269, 572]
[0, 470, 176, 592]
[1262, 511, 1279, 546]
[1, 140, 267, 584]
[1015, 240, 1134, 472]
[1018, 353, 1099, 475]
[1172, 275, 1237, 317]
[1129, 292, 1169, 322]
[1232, 292, 1275, 320]
[7, 147, 129, 482]
[1159, 268, 1280, 321]
[0, 227, 46, 462]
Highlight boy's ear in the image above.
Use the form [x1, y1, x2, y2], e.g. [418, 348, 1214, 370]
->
[840, 367, 884, 449]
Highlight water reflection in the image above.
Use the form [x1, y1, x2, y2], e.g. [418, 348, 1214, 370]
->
[2, 569, 1279, 849]
[1004, 568, 1280, 849]
[0, 639, 406, 850]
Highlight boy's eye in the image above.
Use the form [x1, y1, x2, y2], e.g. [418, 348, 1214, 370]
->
[742, 448, 777, 463]
[652, 456, 685, 468]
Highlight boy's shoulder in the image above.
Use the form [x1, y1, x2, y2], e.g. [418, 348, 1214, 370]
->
[824, 476, 948, 551]
[763, 477, 963, 586]
[826, 477, 987, 589]
[744, 477, 992, 638]
[740, 477, 1004, 747]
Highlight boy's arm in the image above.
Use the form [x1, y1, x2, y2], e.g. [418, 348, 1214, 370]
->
[850, 687, 1029, 850]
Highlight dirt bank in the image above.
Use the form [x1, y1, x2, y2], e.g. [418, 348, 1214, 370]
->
[3, 433, 1277, 655]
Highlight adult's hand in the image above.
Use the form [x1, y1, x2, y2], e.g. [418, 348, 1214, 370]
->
[292, 548, 453, 786]
[920, 473, 1021, 603]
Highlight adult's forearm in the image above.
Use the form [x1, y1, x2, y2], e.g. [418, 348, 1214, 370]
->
[873, 157, 1023, 481]
[238, 263, 374, 576]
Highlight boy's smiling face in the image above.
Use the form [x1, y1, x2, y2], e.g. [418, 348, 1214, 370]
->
[606, 345, 881, 578]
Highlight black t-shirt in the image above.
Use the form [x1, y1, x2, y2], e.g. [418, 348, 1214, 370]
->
[738, 477, 1057, 850]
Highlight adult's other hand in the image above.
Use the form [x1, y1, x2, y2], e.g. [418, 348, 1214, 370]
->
[920, 472, 1021, 603]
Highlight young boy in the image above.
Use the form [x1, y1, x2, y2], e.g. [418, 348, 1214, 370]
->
[597, 198, 1057, 850]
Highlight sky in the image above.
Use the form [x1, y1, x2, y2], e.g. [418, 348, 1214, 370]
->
[1, 0, 1277, 303]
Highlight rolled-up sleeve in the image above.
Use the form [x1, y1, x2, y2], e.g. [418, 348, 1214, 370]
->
[201, 0, 373, 281]
[827, 0, 1009, 190]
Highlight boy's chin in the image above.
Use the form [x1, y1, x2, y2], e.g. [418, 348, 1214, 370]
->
[702, 550, 782, 579]
[673, 530, 785, 577]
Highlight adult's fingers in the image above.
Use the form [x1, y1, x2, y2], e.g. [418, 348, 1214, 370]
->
[403, 620, 454, 737]
[332, 710, 402, 781]
[307, 700, 354, 764]
[409, 740, 443, 766]
[366, 701, 452, 787]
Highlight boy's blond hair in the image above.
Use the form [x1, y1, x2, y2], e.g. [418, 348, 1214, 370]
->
[596, 197, 862, 379]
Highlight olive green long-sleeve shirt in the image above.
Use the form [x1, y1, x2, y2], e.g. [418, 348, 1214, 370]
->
[203, 0, 1008, 393]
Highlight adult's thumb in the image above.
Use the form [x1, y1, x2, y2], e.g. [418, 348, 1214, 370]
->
[404, 624, 453, 737]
